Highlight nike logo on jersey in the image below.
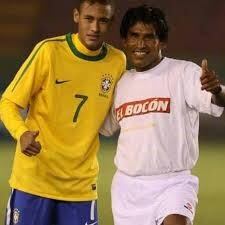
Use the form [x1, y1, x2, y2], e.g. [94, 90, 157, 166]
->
[116, 97, 171, 121]
[55, 79, 71, 84]
[85, 221, 98, 225]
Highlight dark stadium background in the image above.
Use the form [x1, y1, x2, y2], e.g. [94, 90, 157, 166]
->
[0, 0, 225, 224]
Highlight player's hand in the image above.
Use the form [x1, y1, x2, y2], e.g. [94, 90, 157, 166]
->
[200, 59, 222, 95]
[20, 131, 41, 157]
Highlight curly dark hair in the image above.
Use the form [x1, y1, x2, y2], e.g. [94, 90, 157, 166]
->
[120, 5, 169, 42]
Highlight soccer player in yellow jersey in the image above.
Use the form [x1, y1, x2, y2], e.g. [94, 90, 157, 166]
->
[0, 0, 126, 224]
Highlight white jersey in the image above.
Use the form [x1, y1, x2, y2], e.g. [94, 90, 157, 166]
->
[100, 57, 224, 176]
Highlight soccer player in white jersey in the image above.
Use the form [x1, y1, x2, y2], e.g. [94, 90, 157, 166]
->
[100, 5, 225, 225]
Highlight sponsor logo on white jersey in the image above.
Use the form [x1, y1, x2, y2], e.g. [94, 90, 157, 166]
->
[116, 97, 170, 121]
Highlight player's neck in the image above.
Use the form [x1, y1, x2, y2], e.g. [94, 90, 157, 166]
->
[73, 33, 102, 56]
[135, 56, 164, 72]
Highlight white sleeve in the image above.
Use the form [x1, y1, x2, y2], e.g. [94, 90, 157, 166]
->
[183, 62, 224, 117]
[100, 105, 120, 136]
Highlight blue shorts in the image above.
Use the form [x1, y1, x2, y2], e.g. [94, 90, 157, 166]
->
[5, 189, 98, 225]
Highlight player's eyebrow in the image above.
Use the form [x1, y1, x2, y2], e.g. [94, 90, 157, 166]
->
[83, 13, 111, 21]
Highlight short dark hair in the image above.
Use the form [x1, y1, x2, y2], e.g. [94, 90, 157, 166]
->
[78, 0, 115, 12]
[120, 5, 169, 42]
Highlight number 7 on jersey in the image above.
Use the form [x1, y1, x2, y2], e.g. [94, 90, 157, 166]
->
[73, 94, 88, 122]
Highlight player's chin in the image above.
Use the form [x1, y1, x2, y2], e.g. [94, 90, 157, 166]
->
[86, 39, 102, 51]
[132, 58, 148, 68]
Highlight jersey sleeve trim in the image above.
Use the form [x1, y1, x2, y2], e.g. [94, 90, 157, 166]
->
[12, 38, 66, 92]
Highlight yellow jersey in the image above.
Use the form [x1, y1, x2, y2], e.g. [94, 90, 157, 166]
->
[0, 33, 126, 201]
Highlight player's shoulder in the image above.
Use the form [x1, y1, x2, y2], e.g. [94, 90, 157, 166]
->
[34, 34, 67, 51]
[29, 34, 67, 59]
[166, 57, 202, 84]
[38, 34, 67, 45]
[166, 57, 200, 71]
[116, 69, 133, 87]
[105, 44, 126, 62]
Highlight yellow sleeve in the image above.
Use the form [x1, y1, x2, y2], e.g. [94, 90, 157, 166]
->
[0, 98, 29, 140]
[118, 51, 127, 79]
[2, 41, 49, 108]
[122, 52, 127, 73]
[0, 41, 49, 140]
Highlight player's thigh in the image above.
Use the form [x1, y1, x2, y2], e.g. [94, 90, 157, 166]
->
[56, 200, 98, 225]
[5, 189, 55, 225]
[156, 174, 199, 225]
[162, 214, 189, 225]
[111, 171, 156, 225]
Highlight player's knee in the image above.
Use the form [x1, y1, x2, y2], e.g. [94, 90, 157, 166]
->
[162, 214, 189, 225]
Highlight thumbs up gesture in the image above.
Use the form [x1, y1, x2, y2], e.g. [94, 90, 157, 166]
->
[200, 59, 222, 95]
[20, 130, 41, 157]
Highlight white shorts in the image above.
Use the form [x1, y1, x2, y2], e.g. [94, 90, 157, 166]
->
[111, 170, 199, 225]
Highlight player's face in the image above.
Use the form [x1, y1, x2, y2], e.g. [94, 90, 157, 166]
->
[74, 2, 113, 50]
[123, 22, 166, 72]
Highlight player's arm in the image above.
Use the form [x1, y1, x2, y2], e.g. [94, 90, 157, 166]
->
[0, 41, 48, 156]
[200, 59, 225, 107]
[100, 105, 120, 137]
[0, 98, 41, 156]
[0, 98, 28, 140]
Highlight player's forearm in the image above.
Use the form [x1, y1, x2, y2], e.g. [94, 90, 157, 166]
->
[211, 85, 225, 107]
[0, 97, 29, 140]
[99, 126, 118, 137]
[99, 113, 120, 137]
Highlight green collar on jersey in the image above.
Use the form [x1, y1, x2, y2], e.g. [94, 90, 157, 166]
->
[66, 33, 108, 61]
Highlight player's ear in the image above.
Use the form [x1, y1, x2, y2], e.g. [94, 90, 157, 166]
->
[159, 41, 167, 50]
[73, 8, 80, 23]
[121, 38, 127, 48]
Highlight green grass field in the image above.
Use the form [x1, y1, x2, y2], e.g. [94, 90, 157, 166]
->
[1, 140, 225, 225]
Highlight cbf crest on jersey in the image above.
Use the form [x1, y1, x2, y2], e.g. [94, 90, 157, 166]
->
[13, 208, 20, 224]
[99, 74, 114, 98]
